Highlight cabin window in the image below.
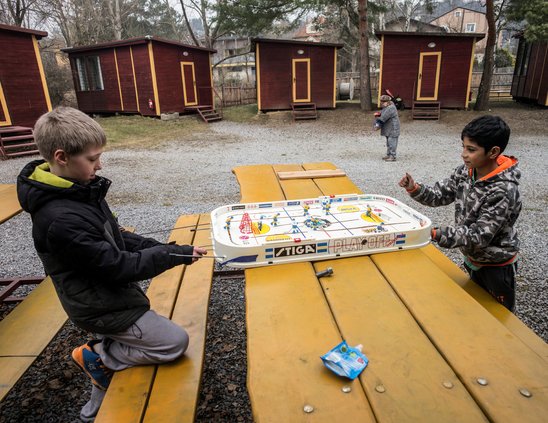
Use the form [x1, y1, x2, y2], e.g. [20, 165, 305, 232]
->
[455, 11, 461, 17]
[75, 56, 104, 91]
[466, 23, 476, 32]
[520, 43, 532, 76]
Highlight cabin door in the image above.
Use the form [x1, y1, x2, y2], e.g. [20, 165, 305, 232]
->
[0, 80, 11, 127]
[292, 58, 311, 102]
[181, 62, 198, 106]
[416, 52, 442, 101]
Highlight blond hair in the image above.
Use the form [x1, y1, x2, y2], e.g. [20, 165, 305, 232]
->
[34, 107, 107, 161]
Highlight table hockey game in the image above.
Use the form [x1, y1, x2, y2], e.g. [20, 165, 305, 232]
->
[211, 194, 432, 268]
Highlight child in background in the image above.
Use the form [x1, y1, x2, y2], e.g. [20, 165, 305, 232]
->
[17, 107, 207, 421]
[375, 94, 401, 161]
[399, 115, 521, 311]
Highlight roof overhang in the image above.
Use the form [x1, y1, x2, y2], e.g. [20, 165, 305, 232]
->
[374, 31, 485, 41]
[62, 36, 216, 54]
[0, 23, 47, 39]
[251, 37, 343, 51]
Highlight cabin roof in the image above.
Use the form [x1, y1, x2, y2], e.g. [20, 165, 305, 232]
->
[0, 23, 48, 39]
[62, 36, 216, 54]
[374, 31, 485, 40]
[251, 37, 343, 50]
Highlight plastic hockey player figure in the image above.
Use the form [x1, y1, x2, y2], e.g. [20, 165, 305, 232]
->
[303, 205, 310, 216]
[272, 212, 280, 226]
[291, 219, 299, 234]
[224, 216, 233, 230]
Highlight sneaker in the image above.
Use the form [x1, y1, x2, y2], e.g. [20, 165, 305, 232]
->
[382, 156, 390, 160]
[72, 341, 113, 390]
[384, 157, 397, 162]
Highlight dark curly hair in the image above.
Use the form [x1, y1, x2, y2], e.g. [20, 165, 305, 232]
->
[461, 115, 510, 153]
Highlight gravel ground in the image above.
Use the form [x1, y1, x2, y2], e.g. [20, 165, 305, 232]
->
[0, 104, 546, 421]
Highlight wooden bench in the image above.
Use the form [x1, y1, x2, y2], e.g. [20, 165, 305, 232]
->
[0, 277, 67, 401]
[0, 226, 136, 402]
[0, 184, 22, 224]
[96, 214, 215, 422]
[234, 162, 548, 422]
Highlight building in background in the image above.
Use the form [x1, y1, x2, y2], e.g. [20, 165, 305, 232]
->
[375, 31, 484, 109]
[0, 23, 51, 128]
[253, 38, 342, 112]
[212, 37, 255, 83]
[63, 36, 215, 116]
[511, 36, 548, 106]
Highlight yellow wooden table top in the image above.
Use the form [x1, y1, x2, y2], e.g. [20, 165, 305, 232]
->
[234, 162, 548, 423]
[0, 184, 22, 224]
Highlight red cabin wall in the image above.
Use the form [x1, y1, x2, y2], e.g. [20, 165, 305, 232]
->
[257, 42, 336, 110]
[114, 46, 139, 112]
[69, 41, 213, 116]
[380, 35, 475, 109]
[71, 49, 125, 113]
[152, 42, 213, 113]
[512, 40, 548, 106]
[0, 30, 49, 128]
[131, 44, 156, 116]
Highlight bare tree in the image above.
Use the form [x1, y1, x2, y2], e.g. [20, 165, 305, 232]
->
[382, 0, 434, 31]
[474, 0, 495, 110]
[2, 0, 40, 26]
[358, 0, 372, 110]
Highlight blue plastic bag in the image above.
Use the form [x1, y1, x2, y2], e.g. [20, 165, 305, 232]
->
[320, 341, 368, 380]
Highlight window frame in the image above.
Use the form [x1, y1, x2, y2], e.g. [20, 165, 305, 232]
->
[465, 23, 476, 33]
[74, 55, 104, 92]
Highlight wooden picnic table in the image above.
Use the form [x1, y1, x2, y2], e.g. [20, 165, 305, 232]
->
[234, 162, 548, 423]
[0, 184, 22, 224]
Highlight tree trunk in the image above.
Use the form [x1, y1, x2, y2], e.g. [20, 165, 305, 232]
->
[474, 0, 496, 111]
[358, 0, 372, 111]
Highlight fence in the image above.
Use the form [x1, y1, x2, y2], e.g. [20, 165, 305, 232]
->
[213, 71, 513, 107]
[215, 84, 257, 107]
[336, 70, 513, 100]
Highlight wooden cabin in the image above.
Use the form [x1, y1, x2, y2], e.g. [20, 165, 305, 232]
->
[375, 31, 485, 110]
[253, 38, 343, 115]
[511, 36, 548, 106]
[63, 37, 216, 117]
[0, 23, 52, 128]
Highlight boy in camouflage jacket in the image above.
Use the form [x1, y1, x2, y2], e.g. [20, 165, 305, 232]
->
[399, 115, 521, 311]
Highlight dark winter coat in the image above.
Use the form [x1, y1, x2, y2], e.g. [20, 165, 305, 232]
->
[17, 160, 194, 334]
[410, 155, 521, 265]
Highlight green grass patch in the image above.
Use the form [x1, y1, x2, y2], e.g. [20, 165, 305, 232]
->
[95, 115, 206, 149]
[222, 104, 258, 122]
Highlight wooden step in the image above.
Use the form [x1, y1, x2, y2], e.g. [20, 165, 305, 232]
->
[4, 142, 37, 150]
[291, 102, 318, 121]
[196, 107, 222, 123]
[0, 126, 38, 160]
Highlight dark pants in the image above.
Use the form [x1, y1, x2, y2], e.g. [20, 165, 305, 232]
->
[464, 262, 517, 312]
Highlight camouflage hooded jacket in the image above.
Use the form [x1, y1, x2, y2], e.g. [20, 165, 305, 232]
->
[409, 155, 521, 265]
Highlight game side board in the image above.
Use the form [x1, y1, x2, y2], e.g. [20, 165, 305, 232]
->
[211, 193, 432, 268]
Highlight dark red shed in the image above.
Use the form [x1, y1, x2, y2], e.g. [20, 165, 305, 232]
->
[511, 37, 547, 106]
[62, 36, 216, 116]
[253, 38, 343, 111]
[0, 23, 51, 128]
[375, 31, 485, 109]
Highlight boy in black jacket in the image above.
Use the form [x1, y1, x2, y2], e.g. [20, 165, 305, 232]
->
[17, 107, 207, 421]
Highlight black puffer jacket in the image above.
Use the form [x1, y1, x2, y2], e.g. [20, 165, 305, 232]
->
[17, 160, 194, 334]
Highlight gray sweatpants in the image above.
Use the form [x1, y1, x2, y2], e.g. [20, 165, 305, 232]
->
[80, 309, 189, 422]
[386, 136, 399, 158]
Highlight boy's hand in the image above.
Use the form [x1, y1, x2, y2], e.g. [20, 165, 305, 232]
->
[192, 246, 207, 263]
[399, 172, 416, 191]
